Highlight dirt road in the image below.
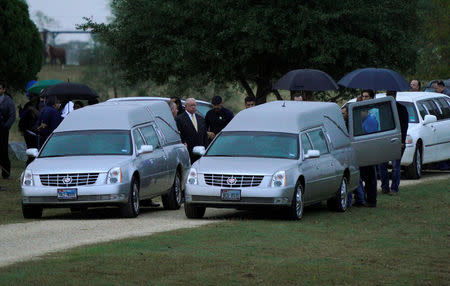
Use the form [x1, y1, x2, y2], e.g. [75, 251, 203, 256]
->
[0, 171, 448, 268]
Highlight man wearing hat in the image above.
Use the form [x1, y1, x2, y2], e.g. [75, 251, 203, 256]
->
[205, 95, 234, 141]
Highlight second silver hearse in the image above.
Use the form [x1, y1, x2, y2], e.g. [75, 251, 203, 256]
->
[22, 101, 190, 218]
[185, 99, 402, 220]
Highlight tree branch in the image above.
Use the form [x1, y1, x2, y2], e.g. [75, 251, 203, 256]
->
[239, 77, 255, 98]
[272, 89, 283, 100]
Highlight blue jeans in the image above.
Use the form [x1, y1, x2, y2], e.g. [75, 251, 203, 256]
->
[379, 160, 401, 192]
[347, 178, 366, 207]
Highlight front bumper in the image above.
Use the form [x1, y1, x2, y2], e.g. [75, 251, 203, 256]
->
[185, 183, 295, 208]
[401, 144, 415, 166]
[22, 182, 130, 206]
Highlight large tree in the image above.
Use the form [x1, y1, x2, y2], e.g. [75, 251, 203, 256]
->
[82, 0, 418, 103]
[0, 0, 43, 91]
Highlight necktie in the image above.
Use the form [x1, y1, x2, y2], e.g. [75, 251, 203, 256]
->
[191, 114, 198, 131]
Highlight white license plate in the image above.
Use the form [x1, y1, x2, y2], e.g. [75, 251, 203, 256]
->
[57, 189, 77, 200]
[220, 189, 241, 201]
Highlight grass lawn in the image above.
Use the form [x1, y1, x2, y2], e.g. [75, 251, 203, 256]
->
[0, 177, 448, 285]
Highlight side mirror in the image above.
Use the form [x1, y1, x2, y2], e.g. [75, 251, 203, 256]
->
[193, 146, 206, 156]
[137, 145, 154, 155]
[26, 148, 39, 158]
[304, 150, 320, 159]
[422, 114, 437, 125]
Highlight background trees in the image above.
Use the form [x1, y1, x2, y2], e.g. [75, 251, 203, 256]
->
[0, 0, 43, 91]
[82, 0, 419, 103]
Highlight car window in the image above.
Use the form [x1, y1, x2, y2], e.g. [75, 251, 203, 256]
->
[133, 129, 145, 151]
[421, 100, 441, 118]
[196, 104, 211, 118]
[140, 125, 160, 148]
[352, 101, 395, 136]
[206, 131, 299, 159]
[398, 101, 419, 123]
[434, 98, 450, 120]
[417, 102, 428, 120]
[307, 129, 329, 154]
[301, 133, 313, 155]
[39, 131, 132, 157]
[155, 118, 179, 144]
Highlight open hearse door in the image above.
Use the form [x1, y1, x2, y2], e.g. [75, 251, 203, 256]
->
[348, 97, 402, 167]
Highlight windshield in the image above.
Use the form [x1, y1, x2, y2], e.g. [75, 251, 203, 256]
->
[206, 131, 299, 159]
[40, 130, 132, 157]
[398, 101, 419, 123]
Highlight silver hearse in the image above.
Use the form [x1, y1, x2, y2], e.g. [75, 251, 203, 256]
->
[185, 99, 402, 220]
[21, 101, 190, 218]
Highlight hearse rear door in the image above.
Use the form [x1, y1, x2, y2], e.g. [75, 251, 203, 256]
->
[348, 97, 402, 167]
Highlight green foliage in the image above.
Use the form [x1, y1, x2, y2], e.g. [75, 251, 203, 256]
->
[81, 0, 419, 103]
[0, 0, 43, 92]
[416, 0, 450, 80]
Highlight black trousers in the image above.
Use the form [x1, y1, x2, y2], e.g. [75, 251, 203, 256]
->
[24, 132, 38, 165]
[360, 165, 377, 206]
[0, 128, 10, 179]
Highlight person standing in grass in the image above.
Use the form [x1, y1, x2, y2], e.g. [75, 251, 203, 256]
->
[0, 81, 16, 179]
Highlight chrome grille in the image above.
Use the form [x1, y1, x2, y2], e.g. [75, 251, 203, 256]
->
[39, 173, 99, 187]
[204, 174, 264, 188]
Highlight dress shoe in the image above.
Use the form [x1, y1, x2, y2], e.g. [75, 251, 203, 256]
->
[388, 191, 398, 196]
[353, 202, 367, 207]
[381, 189, 390, 194]
[364, 202, 376, 207]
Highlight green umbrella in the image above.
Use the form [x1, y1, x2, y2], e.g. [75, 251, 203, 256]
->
[27, 79, 64, 94]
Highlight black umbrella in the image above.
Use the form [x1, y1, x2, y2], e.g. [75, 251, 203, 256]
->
[273, 69, 339, 91]
[338, 68, 410, 91]
[41, 82, 99, 101]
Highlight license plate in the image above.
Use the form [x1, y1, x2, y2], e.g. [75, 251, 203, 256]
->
[57, 188, 78, 200]
[221, 189, 241, 201]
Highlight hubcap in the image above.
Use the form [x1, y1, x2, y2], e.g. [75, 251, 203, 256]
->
[133, 183, 139, 214]
[295, 185, 303, 217]
[340, 179, 347, 209]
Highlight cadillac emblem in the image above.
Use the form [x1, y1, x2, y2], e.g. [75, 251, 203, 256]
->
[62, 176, 73, 184]
[227, 177, 237, 185]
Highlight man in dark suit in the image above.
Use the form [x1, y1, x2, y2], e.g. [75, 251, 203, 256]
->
[175, 98, 208, 163]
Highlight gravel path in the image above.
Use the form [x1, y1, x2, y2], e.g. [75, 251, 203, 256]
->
[0, 171, 448, 268]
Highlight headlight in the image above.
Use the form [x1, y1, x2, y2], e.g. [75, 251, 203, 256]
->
[22, 169, 34, 186]
[405, 135, 413, 144]
[271, 170, 286, 187]
[107, 167, 122, 184]
[187, 168, 198, 184]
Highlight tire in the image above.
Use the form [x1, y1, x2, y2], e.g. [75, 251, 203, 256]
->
[327, 177, 348, 212]
[287, 182, 304, 220]
[70, 207, 88, 214]
[162, 172, 183, 210]
[120, 177, 140, 218]
[405, 146, 422, 179]
[22, 203, 43, 219]
[184, 203, 206, 219]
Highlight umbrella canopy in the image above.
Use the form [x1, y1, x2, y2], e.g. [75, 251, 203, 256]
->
[41, 82, 99, 101]
[273, 69, 339, 91]
[338, 68, 410, 91]
[27, 79, 64, 94]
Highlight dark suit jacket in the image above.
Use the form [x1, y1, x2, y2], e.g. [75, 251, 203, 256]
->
[175, 112, 208, 162]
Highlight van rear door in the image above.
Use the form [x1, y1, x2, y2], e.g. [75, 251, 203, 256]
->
[348, 97, 401, 167]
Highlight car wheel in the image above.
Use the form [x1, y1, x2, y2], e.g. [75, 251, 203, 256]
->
[184, 203, 206, 219]
[288, 182, 304, 220]
[162, 172, 183, 210]
[405, 147, 422, 179]
[327, 177, 348, 212]
[22, 203, 43, 219]
[70, 207, 88, 214]
[120, 177, 140, 218]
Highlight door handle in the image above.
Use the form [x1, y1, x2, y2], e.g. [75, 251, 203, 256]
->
[390, 138, 399, 142]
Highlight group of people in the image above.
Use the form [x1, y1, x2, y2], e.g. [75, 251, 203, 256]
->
[0, 80, 94, 191]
